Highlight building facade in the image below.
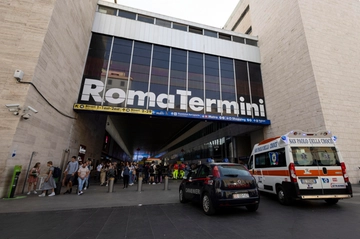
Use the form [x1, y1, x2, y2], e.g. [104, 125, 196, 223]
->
[0, 0, 103, 197]
[224, 0, 360, 182]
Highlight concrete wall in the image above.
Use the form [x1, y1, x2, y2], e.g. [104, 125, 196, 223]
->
[225, 0, 360, 182]
[0, 0, 100, 197]
[298, 0, 360, 181]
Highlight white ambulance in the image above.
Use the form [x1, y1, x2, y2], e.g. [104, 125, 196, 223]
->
[248, 130, 353, 205]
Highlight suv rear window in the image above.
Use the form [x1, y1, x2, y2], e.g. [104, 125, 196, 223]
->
[218, 165, 251, 177]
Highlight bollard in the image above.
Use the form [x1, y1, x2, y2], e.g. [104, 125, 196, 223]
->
[163, 176, 169, 191]
[137, 176, 143, 192]
[108, 177, 115, 193]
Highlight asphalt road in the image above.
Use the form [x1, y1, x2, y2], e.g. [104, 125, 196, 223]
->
[1, 191, 359, 239]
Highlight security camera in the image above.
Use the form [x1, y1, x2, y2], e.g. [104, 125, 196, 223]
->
[5, 104, 20, 108]
[5, 104, 21, 114]
[22, 113, 31, 120]
[27, 106, 38, 113]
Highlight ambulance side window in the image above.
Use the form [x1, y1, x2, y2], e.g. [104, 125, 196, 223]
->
[248, 156, 254, 169]
[255, 148, 286, 168]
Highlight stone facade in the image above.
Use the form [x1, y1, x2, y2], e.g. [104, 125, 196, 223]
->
[0, 0, 102, 197]
[224, 0, 360, 182]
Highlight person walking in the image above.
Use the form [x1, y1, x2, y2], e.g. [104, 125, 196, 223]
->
[77, 161, 90, 195]
[96, 161, 102, 183]
[122, 162, 130, 189]
[63, 156, 79, 194]
[27, 162, 40, 195]
[84, 159, 92, 190]
[38, 161, 56, 197]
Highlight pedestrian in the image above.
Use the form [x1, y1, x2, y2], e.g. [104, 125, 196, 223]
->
[96, 161, 102, 182]
[84, 159, 93, 190]
[100, 161, 107, 186]
[122, 162, 130, 189]
[149, 161, 156, 185]
[129, 163, 134, 186]
[143, 163, 149, 184]
[38, 161, 56, 197]
[77, 161, 90, 195]
[27, 162, 41, 195]
[172, 163, 179, 179]
[63, 156, 79, 194]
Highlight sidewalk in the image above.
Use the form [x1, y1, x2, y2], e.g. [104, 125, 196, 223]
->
[1, 180, 359, 214]
[0, 179, 182, 214]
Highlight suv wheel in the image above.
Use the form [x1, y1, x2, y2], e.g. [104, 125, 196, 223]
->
[179, 188, 188, 203]
[246, 203, 259, 212]
[202, 193, 215, 215]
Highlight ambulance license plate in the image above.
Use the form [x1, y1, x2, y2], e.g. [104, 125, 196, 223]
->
[301, 179, 316, 184]
[233, 193, 249, 199]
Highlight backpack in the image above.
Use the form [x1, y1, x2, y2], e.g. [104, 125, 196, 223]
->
[52, 167, 62, 178]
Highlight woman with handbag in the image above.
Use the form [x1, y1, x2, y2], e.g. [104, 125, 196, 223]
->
[27, 162, 41, 195]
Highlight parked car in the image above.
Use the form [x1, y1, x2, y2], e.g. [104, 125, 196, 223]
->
[179, 162, 260, 215]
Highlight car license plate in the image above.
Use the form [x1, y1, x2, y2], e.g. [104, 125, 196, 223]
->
[233, 193, 249, 199]
[301, 179, 316, 184]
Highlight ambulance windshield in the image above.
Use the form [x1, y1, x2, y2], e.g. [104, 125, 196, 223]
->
[292, 147, 340, 166]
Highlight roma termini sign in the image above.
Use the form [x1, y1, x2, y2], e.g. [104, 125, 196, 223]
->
[74, 78, 270, 125]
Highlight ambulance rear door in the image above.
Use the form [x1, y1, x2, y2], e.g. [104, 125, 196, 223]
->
[292, 146, 346, 195]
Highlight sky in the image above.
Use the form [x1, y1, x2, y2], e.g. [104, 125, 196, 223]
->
[104, 0, 240, 28]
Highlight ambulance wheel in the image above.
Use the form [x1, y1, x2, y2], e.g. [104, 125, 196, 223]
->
[179, 188, 188, 203]
[277, 185, 291, 205]
[202, 193, 216, 215]
[325, 198, 339, 205]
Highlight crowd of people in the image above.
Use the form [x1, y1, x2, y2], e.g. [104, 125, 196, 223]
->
[27, 157, 195, 197]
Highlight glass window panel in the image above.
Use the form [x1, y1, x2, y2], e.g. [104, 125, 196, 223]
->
[220, 57, 236, 116]
[204, 30, 217, 38]
[118, 10, 136, 19]
[80, 33, 113, 105]
[128, 42, 152, 108]
[149, 45, 170, 110]
[219, 33, 231, 41]
[188, 52, 204, 113]
[138, 15, 154, 24]
[246, 39, 258, 46]
[189, 26, 203, 35]
[98, 6, 117, 15]
[205, 55, 219, 114]
[173, 23, 187, 31]
[249, 62, 265, 118]
[105, 38, 133, 107]
[155, 18, 171, 28]
[233, 36, 245, 43]
[170, 49, 187, 102]
[234, 60, 250, 108]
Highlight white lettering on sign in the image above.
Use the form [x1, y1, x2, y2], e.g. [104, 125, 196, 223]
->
[289, 138, 334, 145]
[80, 79, 266, 117]
[254, 141, 278, 153]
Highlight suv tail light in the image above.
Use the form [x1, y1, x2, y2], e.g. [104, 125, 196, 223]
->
[341, 162, 349, 182]
[289, 163, 297, 183]
[212, 166, 220, 178]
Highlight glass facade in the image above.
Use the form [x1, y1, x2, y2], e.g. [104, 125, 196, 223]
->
[77, 33, 268, 123]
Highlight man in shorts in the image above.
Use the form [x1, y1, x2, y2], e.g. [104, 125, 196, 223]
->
[63, 156, 79, 194]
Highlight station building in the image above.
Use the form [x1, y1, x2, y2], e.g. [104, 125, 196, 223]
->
[0, 0, 359, 197]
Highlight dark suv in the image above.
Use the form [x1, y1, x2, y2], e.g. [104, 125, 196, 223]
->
[179, 162, 260, 215]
